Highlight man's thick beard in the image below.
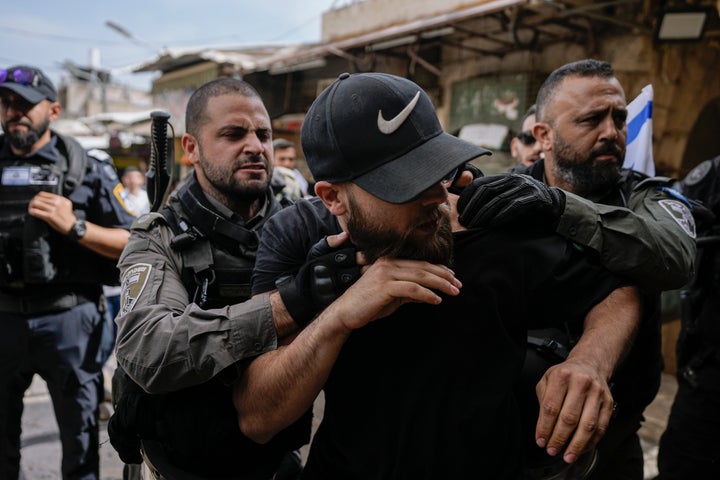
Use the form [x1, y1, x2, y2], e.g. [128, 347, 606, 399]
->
[198, 149, 270, 204]
[553, 135, 622, 197]
[6, 118, 49, 150]
[346, 201, 454, 266]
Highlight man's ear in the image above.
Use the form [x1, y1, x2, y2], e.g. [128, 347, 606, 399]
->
[509, 137, 520, 159]
[533, 122, 552, 152]
[48, 101, 61, 122]
[314, 181, 347, 215]
[182, 133, 199, 165]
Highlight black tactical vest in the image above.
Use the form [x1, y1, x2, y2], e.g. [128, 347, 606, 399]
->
[111, 176, 310, 478]
[0, 133, 89, 289]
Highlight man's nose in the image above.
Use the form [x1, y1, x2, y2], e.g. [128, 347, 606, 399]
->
[244, 133, 267, 157]
[420, 182, 449, 206]
[598, 115, 619, 141]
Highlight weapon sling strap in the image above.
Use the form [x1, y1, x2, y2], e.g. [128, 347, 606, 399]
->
[184, 239, 215, 308]
[54, 133, 88, 195]
[159, 208, 215, 308]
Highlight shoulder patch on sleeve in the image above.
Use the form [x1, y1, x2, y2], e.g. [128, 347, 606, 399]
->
[658, 199, 696, 239]
[120, 263, 152, 316]
[683, 160, 712, 187]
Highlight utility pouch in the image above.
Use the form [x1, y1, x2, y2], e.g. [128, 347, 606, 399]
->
[0, 229, 23, 288]
[22, 216, 57, 284]
[0, 232, 14, 287]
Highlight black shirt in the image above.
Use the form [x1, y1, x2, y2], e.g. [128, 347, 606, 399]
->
[253, 197, 624, 479]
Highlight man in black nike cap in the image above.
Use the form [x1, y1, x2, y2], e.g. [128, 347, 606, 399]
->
[233, 72, 638, 479]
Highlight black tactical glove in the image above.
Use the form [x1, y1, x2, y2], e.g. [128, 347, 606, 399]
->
[276, 238, 361, 328]
[108, 368, 157, 464]
[448, 163, 484, 195]
[457, 173, 566, 230]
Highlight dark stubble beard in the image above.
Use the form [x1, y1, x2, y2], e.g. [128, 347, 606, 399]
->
[346, 195, 454, 267]
[5, 117, 50, 151]
[552, 131, 623, 197]
[197, 146, 271, 206]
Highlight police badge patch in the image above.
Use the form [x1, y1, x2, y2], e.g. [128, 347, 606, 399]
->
[658, 199, 696, 239]
[120, 263, 152, 315]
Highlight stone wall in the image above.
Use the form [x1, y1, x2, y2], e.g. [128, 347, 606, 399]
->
[438, 31, 720, 178]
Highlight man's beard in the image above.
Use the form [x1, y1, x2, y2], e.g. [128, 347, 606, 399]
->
[345, 196, 454, 266]
[5, 117, 50, 150]
[552, 133, 623, 197]
[197, 146, 271, 203]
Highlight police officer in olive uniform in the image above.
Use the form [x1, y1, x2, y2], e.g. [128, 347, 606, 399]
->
[0, 65, 135, 480]
[656, 155, 720, 480]
[460, 59, 696, 479]
[110, 78, 309, 480]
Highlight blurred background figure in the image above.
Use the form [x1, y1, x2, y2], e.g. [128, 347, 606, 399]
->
[120, 166, 150, 216]
[272, 138, 310, 201]
[99, 165, 151, 422]
[510, 104, 542, 168]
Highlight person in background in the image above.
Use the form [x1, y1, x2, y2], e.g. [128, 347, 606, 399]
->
[120, 166, 150, 216]
[273, 138, 310, 198]
[655, 154, 720, 480]
[0, 64, 134, 480]
[510, 104, 542, 167]
[459, 58, 696, 479]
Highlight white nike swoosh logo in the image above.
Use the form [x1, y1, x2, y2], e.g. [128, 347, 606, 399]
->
[377, 91, 421, 134]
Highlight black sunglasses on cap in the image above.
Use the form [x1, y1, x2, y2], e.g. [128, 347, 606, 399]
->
[516, 131, 536, 146]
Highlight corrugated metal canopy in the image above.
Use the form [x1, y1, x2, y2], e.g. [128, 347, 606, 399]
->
[129, 0, 653, 77]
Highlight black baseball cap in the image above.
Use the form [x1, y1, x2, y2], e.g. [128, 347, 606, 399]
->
[301, 72, 490, 204]
[0, 65, 57, 104]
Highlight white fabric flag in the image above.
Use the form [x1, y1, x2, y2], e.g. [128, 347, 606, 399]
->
[623, 84, 655, 176]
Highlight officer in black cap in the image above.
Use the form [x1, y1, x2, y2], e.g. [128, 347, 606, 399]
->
[0, 65, 135, 479]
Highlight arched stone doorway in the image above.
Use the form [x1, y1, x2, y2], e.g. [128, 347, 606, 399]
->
[681, 96, 720, 177]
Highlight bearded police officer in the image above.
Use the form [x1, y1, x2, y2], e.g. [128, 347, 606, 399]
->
[109, 77, 304, 480]
[459, 59, 697, 479]
[0, 65, 134, 480]
[108, 77, 458, 480]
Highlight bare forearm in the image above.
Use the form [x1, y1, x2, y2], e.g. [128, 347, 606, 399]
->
[78, 222, 130, 259]
[570, 286, 640, 380]
[234, 296, 352, 443]
[534, 285, 641, 462]
[234, 258, 460, 443]
[266, 291, 301, 342]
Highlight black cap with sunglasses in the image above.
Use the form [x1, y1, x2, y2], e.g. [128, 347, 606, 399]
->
[0, 65, 57, 104]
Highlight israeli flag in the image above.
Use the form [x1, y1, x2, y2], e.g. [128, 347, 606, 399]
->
[623, 84, 655, 176]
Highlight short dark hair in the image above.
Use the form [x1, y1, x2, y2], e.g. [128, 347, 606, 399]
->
[536, 59, 615, 121]
[272, 138, 295, 151]
[185, 77, 262, 137]
[521, 104, 537, 126]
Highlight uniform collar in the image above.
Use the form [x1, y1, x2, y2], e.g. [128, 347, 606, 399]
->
[200, 188, 271, 228]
